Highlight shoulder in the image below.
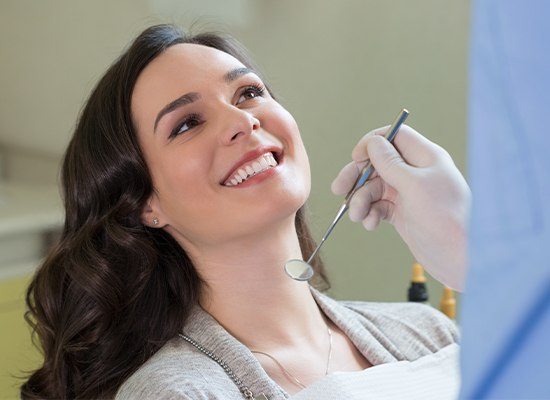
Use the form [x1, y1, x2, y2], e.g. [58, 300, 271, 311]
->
[339, 299, 459, 355]
[115, 338, 242, 400]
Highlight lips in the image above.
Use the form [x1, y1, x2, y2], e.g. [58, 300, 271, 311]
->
[219, 145, 283, 185]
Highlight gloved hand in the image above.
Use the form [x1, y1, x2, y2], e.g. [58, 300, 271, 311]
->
[331, 124, 471, 292]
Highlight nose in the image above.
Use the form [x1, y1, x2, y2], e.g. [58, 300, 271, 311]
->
[220, 106, 261, 144]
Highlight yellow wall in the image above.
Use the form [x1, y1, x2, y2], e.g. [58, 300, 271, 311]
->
[0, 275, 41, 399]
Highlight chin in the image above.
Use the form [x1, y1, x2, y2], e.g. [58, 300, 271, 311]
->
[237, 190, 308, 230]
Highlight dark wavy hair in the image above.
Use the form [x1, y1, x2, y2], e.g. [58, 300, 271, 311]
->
[20, 24, 330, 399]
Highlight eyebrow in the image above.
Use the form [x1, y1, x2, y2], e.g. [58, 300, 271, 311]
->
[223, 67, 253, 84]
[153, 67, 255, 133]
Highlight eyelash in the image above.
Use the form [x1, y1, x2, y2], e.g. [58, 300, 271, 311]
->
[169, 83, 266, 139]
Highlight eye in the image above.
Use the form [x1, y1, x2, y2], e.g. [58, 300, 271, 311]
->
[236, 83, 266, 105]
[169, 113, 203, 139]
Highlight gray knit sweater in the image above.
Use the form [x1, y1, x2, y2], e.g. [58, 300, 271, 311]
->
[115, 285, 459, 399]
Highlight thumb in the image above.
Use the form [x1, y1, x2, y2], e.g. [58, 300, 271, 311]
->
[355, 135, 413, 189]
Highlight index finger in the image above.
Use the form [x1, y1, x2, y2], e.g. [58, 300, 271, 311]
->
[331, 159, 378, 196]
[351, 124, 442, 168]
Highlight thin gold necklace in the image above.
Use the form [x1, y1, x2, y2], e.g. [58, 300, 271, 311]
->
[250, 324, 333, 390]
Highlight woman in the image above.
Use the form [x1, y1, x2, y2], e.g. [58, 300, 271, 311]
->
[21, 24, 470, 399]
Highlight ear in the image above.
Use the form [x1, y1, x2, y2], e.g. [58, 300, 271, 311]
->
[140, 192, 166, 228]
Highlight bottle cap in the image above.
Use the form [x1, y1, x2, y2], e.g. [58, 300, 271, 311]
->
[440, 287, 456, 319]
[412, 263, 427, 283]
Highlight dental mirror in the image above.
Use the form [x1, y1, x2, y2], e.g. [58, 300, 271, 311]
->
[284, 109, 409, 281]
[284, 258, 315, 281]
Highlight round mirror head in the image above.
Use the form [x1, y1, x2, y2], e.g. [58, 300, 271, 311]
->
[284, 259, 314, 281]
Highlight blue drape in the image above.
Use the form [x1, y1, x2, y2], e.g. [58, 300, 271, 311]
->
[460, 0, 550, 398]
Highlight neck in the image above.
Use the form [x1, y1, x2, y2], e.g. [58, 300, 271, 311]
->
[177, 213, 329, 352]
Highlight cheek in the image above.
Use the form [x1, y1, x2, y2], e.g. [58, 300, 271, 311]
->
[152, 146, 215, 217]
[268, 104, 301, 141]
[276, 105, 308, 156]
[266, 104, 311, 195]
[264, 103, 307, 160]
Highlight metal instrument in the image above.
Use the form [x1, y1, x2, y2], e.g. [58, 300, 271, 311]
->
[284, 109, 409, 281]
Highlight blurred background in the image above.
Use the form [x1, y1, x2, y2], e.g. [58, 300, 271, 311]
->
[0, 0, 469, 397]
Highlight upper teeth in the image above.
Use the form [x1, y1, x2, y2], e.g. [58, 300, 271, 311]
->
[224, 152, 278, 186]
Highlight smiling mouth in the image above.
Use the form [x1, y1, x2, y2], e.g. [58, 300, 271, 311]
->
[221, 151, 283, 187]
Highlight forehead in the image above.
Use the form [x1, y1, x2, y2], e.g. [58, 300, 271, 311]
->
[137, 43, 246, 89]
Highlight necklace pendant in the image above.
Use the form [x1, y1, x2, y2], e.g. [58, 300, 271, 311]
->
[254, 394, 269, 400]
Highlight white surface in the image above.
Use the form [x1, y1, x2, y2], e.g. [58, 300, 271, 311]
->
[0, 182, 63, 236]
[0, 182, 62, 279]
[0, 259, 42, 281]
[292, 343, 460, 400]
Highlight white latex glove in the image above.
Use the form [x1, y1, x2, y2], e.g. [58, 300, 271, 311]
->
[331, 124, 471, 292]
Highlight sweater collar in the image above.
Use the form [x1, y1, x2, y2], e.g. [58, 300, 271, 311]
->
[181, 285, 398, 399]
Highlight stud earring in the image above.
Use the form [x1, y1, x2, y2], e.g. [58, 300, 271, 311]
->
[152, 217, 159, 226]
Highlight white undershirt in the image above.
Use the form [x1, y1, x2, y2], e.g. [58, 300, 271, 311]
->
[291, 343, 460, 400]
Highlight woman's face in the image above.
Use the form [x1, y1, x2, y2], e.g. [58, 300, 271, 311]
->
[132, 43, 311, 248]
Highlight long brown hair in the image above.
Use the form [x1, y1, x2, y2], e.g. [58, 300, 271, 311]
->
[20, 24, 330, 399]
